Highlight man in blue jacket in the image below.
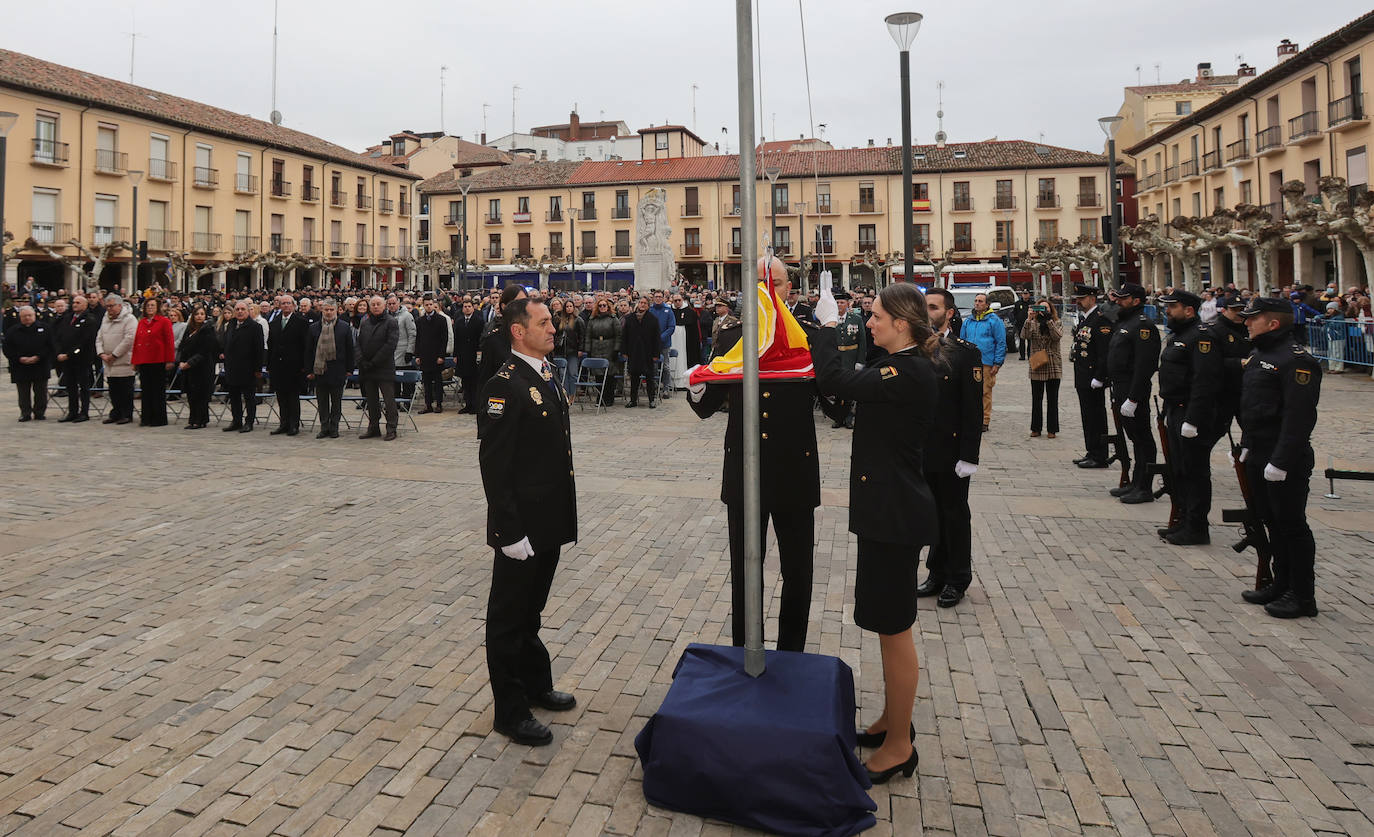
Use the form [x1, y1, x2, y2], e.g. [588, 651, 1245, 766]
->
[649, 290, 676, 349]
[958, 292, 1006, 431]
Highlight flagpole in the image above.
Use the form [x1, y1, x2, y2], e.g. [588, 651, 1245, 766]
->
[735, 0, 764, 678]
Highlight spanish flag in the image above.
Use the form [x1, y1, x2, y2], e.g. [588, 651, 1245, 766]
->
[688, 281, 814, 384]
[912, 198, 931, 212]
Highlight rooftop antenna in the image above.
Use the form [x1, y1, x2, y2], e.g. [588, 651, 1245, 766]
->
[1154, 62, 1161, 83]
[721, 126, 730, 155]
[482, 102, 489, 141]
[691, 83, 699, 132]
[269, 0, 281, 125]
[511, 84, 520, 150]
[439, 65, 448, 134]
[1135, 64, 1141, 85]
[934, 80, 947, 145]
[127, 5, 139, 84]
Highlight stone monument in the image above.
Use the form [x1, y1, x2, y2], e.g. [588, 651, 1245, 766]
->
[634, 188, 676, 289]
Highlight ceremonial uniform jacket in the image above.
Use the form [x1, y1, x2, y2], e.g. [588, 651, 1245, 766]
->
[925, 335, 983, 474]
[810, 326, 939, 546]
[836, 308, 867, 364]
[1239, 326, 1321, 473]
[478, 357, 577, 553]
[1209, 315, 1250, 420]
[689, 325, 820, 510]
[1106, 307, 1160, 404]
[1158, 317, 1222, 429]
[1070, 306, 1112, 389]
[476, 316, 511, 395]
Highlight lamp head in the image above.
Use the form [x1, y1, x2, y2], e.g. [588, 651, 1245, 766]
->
[567, 207, 578, 220]
[0, 111, 16, 138]
[764, 165, 781, 184]
[884, 12, 923, 50]
[1098, 116, 1124, 139]
[128, 169, 144, 187]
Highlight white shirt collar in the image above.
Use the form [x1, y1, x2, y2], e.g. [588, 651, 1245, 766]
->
[510, 349, 545, 377]
[1084, 304, 1098, 317]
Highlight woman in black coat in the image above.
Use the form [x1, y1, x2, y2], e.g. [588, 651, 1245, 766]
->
[808, 281, 939, 786]
[175, 306, 219, 428]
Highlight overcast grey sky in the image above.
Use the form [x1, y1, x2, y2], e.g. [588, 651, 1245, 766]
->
[6, 1, 1372, 155]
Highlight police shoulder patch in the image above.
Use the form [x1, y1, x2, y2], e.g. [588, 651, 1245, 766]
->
[1198, 340, 1211, 353]
[880, 366, 899, 380]
[1139, 328, 1152, 340]
[1294, 368, 1311, 385]
[973, 366, 983, 382]
[487, 397, 506, 417]
[1099, 326, 1112, 334]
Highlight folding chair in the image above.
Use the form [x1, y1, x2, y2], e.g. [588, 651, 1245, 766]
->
[574, 357, 610, 412]
[659, 348, 679, 399]
[393, 370, 422, 432]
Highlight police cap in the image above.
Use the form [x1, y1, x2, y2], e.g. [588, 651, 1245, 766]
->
[832, 289, 851, 300]
[1116, 282, 1148, 301]
[1070, 283, 1100, 298]
[1157, 290, 1201, 310]
[1240, 296, 1291, 317]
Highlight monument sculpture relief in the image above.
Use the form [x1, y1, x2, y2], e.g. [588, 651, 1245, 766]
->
[635, 188, 676, 288]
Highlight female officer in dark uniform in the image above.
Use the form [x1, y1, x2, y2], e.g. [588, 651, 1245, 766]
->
[807, 282, 940, 784]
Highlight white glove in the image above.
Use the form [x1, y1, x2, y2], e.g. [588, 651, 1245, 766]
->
[855, 362, 864, 370]
[686, 366, 706, 401]
[954, 460, 978, 479]
[1263, 463, 1287, 482]
[1090, 378, 1104, 390]
[1239, 447, 1249, 463]
[813, 286, 839, 327]
[1180, 422, 1198, 439]
[1120, 399, 1137, 418]
[500, 536, 535, 560]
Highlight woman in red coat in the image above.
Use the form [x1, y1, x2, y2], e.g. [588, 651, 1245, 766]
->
[131, 297, 176, 426]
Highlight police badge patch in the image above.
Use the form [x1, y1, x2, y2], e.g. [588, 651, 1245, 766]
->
[973, 367, 983, 382]
[1139, 329, 1151, 340]
[1099, 326, 1111, 334]
[1198, 340, 1211, 353]
[529, 387, 543, 405]
[487, 397, 506, 417]
[1295, 368, 1311, 385]
[880, 366, 898, 380]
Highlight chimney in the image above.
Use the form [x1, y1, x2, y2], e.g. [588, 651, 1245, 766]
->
[1238, 62, 1256, 78]
[569, 110, 581, 141]
[1277, 39, 1299, 62]
[867, 138, 874, 147]
[1196, 62, 1213, 81]
[480, 132, 486, 144]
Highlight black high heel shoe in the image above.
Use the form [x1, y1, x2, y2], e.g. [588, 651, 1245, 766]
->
[865, 746, 919, 785]
[855, 722, 915, 748]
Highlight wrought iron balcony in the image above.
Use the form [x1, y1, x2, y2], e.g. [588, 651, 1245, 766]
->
[329, 242, 348, 257]
[234, 173, 258, 194]
[1163, 165, 1179, 183]
[90, 225, 129, 246]
[856, 239, 879, 254]
[193, 167, 219, 188]
[356, 244, 373, 258]
[233, 235, 260, 253]
[300, 185, 321, 203]
[486, 246, 503, 259]
[680, 204, 702, 218]
[269, 234, 292, 253]
[1036, 193, 1060, 209]
[445, 213, 461, 226]
[512, 211, 532, 223]
[578, 245, 597, 259]
[1077, 192, 1102, 208]
[815, 198, 836, 215]
[1288, 110, 1320, 143]
[1255, 126, 1282, 155]
[546, 246, 565, 259]
[1201, 150, 1222, 172]
[399, 201, 411, 215]
[950, 197, 973, 212]
[330, 190, 348, 207]
[485, 213, 502, 224]
[191, 232, 221, 252]
[379, 198, 394, 213]
[851, 199, 884, 214]
[356, 194, 372, 209]
[146, 229, 179, 250]
[727, 242, 742, 256]
[813, 240, 836, 255]
[302, 239, 324, 256]
[994, 194, 1017, 210]
[269, 179, 292, 198]
[1180, 158, 1199, 179]
[1225, 138, 1250, 164]
[148, 158, 177, 181]
[546, 210, 564, 222]
[1328, 94, 1366, 129]
[723, 203, 741, 217]
[612, 243, 632, 257]
[31, 139, 69, 166]
[579, 207, 597, 220]
[680, 243, 702, 257]
[612, 206, 632, 220]
[94, 149, 128, 175]
[28, 222, 72, 245]
[953, 237, 975, 253]
[378, 245, 396, 259]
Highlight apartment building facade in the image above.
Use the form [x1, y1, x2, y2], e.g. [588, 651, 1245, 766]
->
[0, 49, 422, 293]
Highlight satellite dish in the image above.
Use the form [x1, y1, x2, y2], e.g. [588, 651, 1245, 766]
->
[270, 110, 282, 126]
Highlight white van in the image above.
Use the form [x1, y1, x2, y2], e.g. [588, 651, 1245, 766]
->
[949, 286, 1015, 317]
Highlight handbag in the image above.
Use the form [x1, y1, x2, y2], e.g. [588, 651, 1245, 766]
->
[1029, 348, 1050, 371]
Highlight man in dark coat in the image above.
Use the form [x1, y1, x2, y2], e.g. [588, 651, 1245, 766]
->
[357, 295, 400, 440]
[267, 294, 310, 435]
[1105, 283, 1161, 503]
[476, 284, 527, 430]
[221, 299, 265, 432]
[452, 297, 484, 413]
[478, 298, 578, 746]
[1070, 284, 1113, 469]
[53, 294, 98, 422]
[620, 297, 662, 407]
[306, 298, 356, 439]
[3, 306, 55, 421]
[414, 296, 450, 414]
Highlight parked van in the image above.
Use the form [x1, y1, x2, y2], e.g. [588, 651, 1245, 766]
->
[949, 286, 1015, 317]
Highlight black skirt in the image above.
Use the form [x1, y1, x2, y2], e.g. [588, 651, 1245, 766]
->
[854, 537, 921, 635]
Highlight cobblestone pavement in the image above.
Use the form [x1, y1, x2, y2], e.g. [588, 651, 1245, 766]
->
[0, 360, 1372, 837]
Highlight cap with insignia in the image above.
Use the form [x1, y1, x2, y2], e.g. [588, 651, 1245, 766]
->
[1240, 296, 1292, 317]
[832, 289, 851, 300]
[1224, 296, 1248, 309]
[1157, 290, 1201, 310]
[1116, 282, 1147, 301]
[1070, 283, 1100, 298]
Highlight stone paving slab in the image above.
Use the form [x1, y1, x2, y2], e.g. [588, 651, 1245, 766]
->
[0, 358, 1371, 836]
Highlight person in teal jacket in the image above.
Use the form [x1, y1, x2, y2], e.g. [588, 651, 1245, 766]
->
[958, 293, 1007, 430]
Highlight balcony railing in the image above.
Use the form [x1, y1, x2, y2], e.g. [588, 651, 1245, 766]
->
[1329, 94, 1366, 128]
[269, 179, 292, 198]
[612, 206, 632, 219]
[269, 235, 292, 253]
[28, 222, 72, 245]
[512, 211, 532, 223]
[146, 229, 179, 251]
[1163, 164, 1179, 183]
[379, 198, 394, 213]
[679, 204, 702, 218]
[94, 149, 128, 175]
[1201, 150, 1222, 172]
[1288, 110, 1320, 142]
[234, 173, 258, 194]
[1077, 192, 1102, 208]
[953, 237, 975, 252]
[546, 210, 564, 222]
[994, 194, 1017, 210]
[772, 242, 792, 256]
[851, 199, 883, 214]
[1255, 125, 1282, 154]
[90, 225, 130, 246]
[545, 246, 565, 259]
[578, 245, 598, 259]
[951, 197, 974, 212]
[191, 232, 221, 253]
[1035, 193, 1060, 209]
[148, 158, 177, 181]
[301, 239, 324, 256]
[994, 236, 1018, 252]
[233, 235, 260, 253]
[356, 244, 373, 258]
[394, 245, 411, 260]
[769, 203, 795, 216]
[330, 190, 348, 207]
[612, 243, 632, 258]
[193, 167, 219, 188]
[329, 242, 348, 257]
[579, 207, 597, 220]
[680, 243, 702, 257]
[399, 201, 411, 215]
[445, 213, 462, 226]
[356, 194, 372, 209]
[300, 185, 321, 203]
[1263, 201, 1284, 220]
[1225, 138, 1250, 163]
[510, 245, 533, 259]
[378, 245, 396, 259]
[814, 240, 836, 255]
[1180, 158, 1199, 179]
[815, 198, 835, 214]
[728, 242, 742, 256]
[724, 203, 741, 216]
[485, 213, 502, 224]
[31, 138, 69, 166]
[856, 239, 879, 254]
[1137, 173, 1159, 192]
[487, 247, 503, 259]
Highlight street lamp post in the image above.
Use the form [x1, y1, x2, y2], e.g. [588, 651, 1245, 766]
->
[886, 12, 923, 289]
[763, 164, 781, 257]
[1099, 115, 1124, 288]
[0, 111, 17, 301]
[128, 169, 144, 294]
[458, 182, 471, 290]
[567, 207, 579, 290]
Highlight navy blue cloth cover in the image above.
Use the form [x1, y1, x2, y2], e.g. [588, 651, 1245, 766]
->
[635, 644, 876, 836]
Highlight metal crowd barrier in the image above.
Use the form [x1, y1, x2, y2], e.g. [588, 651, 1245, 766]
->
[1306, 319, 1374, 368]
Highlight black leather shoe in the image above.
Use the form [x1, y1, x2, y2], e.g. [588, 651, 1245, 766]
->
[1265, 591, 1318, 619]
[1241, 583, 1284, 605]
[286, 428, 299, 436]
[223, 423, 242, 432]
[329, 429, 340, 438]
[316, 430, 330, 439]
[417, 406, 434, 415]
[17, 416, 31, 422]
[915, 579, 944, 597]
[1157, 526, 1180, 538]
[1165, 530, 1209, 546]
[1109, 485, 1133, 497]
[1072, 455, 1090, 465]
[856, 722, 915, 748]
[865, 746, 919, 784]
[58, 415, 74, 423]
[270, 426, 290, 435]
[103, 416, 119, 424]
[937, 585, 964, 608]
[383, 430, 397, 441]
[494, 717, 553, 746]
[359, 428, 381, 439]
[116, 418, 132, 425]
[238, 423, 253, 432]
[625, 400, 638, 408]
[1076, 459, 1109, 469]
[1119, 488, 1155, 504]
[529, 690, 577, 712]
[71, 414, 89, 423]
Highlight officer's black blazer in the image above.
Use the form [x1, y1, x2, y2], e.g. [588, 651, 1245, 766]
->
[478, 358, 577, 553]
[53, 311, 98, 359]
[413, 312, 449, 367]
[1106, 308, 1160, 404]
[267, 314, 310, 386]
[925, 336, 983, 472]
[453, 313, 484, 373]
[1070, 306, 1112, 389]
[221, 319, 264, 386]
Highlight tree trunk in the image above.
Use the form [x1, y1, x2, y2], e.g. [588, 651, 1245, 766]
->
[1254, 243, 1276, 290]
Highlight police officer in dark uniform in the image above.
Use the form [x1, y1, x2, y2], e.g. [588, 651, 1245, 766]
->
[54, 296, 98, 422]
[478, 298, 578, 745]
[830, 290, 867, 428]
[476, 284, 527, 432]
[1207, 296, 1251, 442]
[915, 287, 982, 608]
[1105, 282, 1160, 503]
[1069, 284, 1112, 468]
[1236, 297, 1322, 618]
[1156, 290, 1222, 544]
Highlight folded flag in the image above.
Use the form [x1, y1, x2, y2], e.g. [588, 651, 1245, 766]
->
[689, 280, 814, 385]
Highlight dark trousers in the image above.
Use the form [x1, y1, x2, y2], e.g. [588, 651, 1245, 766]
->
[362, 378, 398, 430]
[186, 374, 212, 425]
[1114, 395, 1156, 491]
[137, 364, 168, 425]
[924, 467, 971, 590]
[227, 383, 257, 426]
[459, 367, 480, 410]
[63, 363, 92, 417]
[1075, 384, 1107, 460]
[274, 381, 301, 430]
[1165, 404, 1214, 533]
[1245, 450, 1315, 598]
[108, 375, 135, 420]
[627, 363, 656, 403]
[726, 502, 813, 652]
[1015, 326, 1027, 359]
[1030, 378, 1060, 434]
[420, 365, 444, 407]
[398, 363, 416, 399]
[315, 384, 343, 432]
[16, 378, 48, 419]
[486, 545, 560, 726]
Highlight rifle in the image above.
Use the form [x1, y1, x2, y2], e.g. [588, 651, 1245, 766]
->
[1219, 431, 1274, 590]
[1150, 396, 1179, 532]
[1102, 398, 1132, 489]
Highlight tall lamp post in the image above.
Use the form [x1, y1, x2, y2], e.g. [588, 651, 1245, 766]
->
[763, 164, 781, 255]
[1098, 115, 1123, 288]
[458, 182, 471, 289]
[886, 12, 922, 289]
[128, 169, 144, 293]
[567, 206, 579, 290]
[0, 111, 17, 301]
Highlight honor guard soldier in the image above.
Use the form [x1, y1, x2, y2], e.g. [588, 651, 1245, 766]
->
[1069, 284, 1112, 469]
[1236, 296, 1322, 618]
[830, 290, 868, 428]
[1207, 296, 1251, 441]
[478, 298, 579, 745]
[1105, 283, 1160, 503]
[1156, 290, 1222, 544]
[476, 284, 528, 432]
